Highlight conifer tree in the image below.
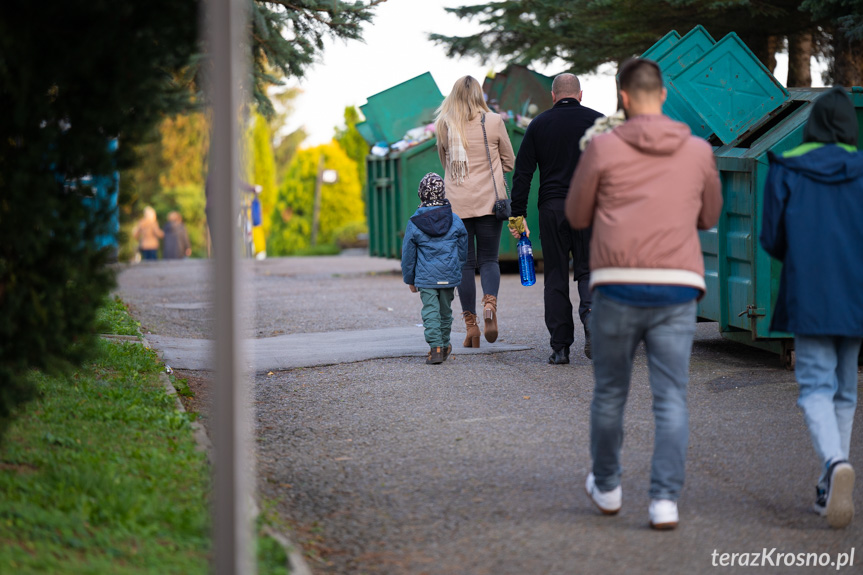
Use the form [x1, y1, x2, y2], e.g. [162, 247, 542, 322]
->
[431, 1, 858, 85]
[248, 0, 388, 115]
[0, 0, 199, 439]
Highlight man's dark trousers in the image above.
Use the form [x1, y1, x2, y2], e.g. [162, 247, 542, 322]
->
[539, 198, 591, 352]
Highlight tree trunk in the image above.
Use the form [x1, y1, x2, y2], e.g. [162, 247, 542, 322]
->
[831, 29, 863, 87]
[787, 31, 813, 87]
[767, 35, 780, 74]
[741, 33, 771, 71]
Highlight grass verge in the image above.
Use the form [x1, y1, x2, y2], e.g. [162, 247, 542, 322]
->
[0, 340, 209, 574]
[0, 299, 290, 574]
[96, 295, 141, 336]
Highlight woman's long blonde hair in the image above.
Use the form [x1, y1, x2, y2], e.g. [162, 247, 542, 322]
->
[142, 206, 157, 222]
[435, 75, 490, 150]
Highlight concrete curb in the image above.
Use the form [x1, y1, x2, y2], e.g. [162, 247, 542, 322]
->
[141, 334, 314, 575]
[100, 333, 142, 343]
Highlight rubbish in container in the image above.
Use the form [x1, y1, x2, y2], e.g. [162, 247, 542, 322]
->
[405, 125, 433, 143]
[371, 142, 389, 157]
[516, 115, 533, 129]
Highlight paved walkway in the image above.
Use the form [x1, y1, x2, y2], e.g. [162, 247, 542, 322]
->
[117, 255, 863, 575]
[148, 327, 530, 372]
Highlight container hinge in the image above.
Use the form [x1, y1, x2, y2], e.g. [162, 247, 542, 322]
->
[738, 305, 766, 318]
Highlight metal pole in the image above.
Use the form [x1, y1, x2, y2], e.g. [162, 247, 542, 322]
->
[311, 154, 325, 246]
[208, 0, 254, 573]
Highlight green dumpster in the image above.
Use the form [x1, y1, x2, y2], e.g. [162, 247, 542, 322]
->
[363, 72, 549, 263]
[642, 26, 863, 366]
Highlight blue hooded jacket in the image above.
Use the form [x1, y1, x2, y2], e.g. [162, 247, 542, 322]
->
[760, 144, 863, 336]
[401, 204, 467, 289]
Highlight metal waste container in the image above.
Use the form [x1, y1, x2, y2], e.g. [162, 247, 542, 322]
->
[362, 72, 549, 263]
[642, 26, 863, 365]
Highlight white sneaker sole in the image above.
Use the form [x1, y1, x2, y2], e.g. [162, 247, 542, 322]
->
[826, 465, 855, 529]
[649, 519, 678, 530]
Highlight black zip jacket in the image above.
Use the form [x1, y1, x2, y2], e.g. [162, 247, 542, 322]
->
[511, 98, 604, 217]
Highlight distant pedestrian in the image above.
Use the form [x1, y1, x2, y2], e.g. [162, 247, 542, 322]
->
[509, 73, 604, 365]
[402, 173, 468, 364]
[436, 75, 515, 347]
[760, 85, 863, 529]
[565, 58, 722, 529]
[162, 211, 192, 259]
[133, 206, 164, 261]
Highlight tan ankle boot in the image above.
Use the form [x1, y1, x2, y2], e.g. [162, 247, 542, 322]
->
[482, 294, 498, 343]
[463, 311, 480, 348]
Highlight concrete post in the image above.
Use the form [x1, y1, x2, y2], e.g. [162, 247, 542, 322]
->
[207, 0, 255, 573]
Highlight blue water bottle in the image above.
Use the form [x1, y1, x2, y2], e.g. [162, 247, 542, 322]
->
[517, 233, 536, 286]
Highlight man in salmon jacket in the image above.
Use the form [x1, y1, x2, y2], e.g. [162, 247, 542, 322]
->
[565, 58, 722, 530]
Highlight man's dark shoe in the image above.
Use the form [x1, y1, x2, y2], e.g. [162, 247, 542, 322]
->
[584, 324, 592, 360]
[426, 346, 444, 365]
[548, 347, 570, 365]
[442, 344, 453, 361]
[582, 310, 592, 360]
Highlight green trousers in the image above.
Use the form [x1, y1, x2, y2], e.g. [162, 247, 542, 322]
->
[419, 287, 455, 347]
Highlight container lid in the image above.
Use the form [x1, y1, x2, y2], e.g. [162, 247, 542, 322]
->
[641, 30, 681, 61]
[655, 25, 715, 77]
[651, 26, 717, 140]
[669, 33, 789, 144]
[356, 72, 443, 146]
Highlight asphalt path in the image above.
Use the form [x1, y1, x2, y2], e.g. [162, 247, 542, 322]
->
[116, 256, 863, 575]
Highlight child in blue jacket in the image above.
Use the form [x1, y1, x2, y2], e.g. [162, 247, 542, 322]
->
[402, 173, 468, 364]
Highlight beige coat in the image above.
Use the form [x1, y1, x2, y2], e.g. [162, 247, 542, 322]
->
[133, 218, 164, 250]
[437, 112, 515, 219]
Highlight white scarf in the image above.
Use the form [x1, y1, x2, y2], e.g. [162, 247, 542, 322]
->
[447, 121, 469, 184]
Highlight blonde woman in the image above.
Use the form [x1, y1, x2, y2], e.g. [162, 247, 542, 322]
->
[132, 206, 164, 261]
[436, 75, 515, 347]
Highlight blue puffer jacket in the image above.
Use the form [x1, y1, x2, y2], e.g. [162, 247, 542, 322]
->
[401, 204, 467, 289]
[760, 143, 863, 336]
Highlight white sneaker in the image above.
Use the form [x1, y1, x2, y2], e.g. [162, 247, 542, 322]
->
[585, 472, 621, 515]
[649, 499, 678, 530]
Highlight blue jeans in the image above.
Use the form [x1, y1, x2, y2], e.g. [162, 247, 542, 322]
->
[140, 249, 158, 260]
[795, 335, 862, 486]
[589, 290, 697, 501]
[457, 215, 502, 315]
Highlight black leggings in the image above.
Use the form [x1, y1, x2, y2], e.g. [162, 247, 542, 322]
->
[457, 214, 502, 315]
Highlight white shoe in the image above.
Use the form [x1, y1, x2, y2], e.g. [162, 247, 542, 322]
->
[649, 499, 678, 530]
[585, 472, 621, 515]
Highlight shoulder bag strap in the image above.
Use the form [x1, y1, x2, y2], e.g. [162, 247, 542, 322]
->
[481, 113, 508, 200]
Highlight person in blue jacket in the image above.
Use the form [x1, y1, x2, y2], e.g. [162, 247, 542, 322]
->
[760, 85, 863, 529]
[402, 173, 468, 364]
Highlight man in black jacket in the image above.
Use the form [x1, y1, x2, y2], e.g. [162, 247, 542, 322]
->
[510, 73, 603, 364]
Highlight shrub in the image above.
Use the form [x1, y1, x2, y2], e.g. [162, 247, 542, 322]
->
[268, 141, 364, 255]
